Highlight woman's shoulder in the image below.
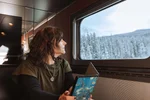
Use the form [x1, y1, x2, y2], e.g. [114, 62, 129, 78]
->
[56, 57, 69, 65]
[57, 58, 72, 72]
[19, 58, 35, 68]
[13, 58, 38, 77]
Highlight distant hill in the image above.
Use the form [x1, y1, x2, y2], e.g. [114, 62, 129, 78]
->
[112, 29, 150, 37]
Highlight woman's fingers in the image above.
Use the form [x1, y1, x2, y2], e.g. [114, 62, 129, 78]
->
[59, 90, 76, 100]
[66, 96, 76, 100]
[69, 86, 73, 92]
[59, 96, 75, 100]
[90, 94, 92, 98]
[64, 90, 70, 95]
[88, 94, 94, 100]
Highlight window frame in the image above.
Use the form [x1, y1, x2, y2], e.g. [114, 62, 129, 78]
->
[71, 0, 150, 69]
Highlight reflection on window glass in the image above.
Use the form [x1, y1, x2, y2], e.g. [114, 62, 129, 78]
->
[0, 45, 8, 64]
[80, 0, 150, 60]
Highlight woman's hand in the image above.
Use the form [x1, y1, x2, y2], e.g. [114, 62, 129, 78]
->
[59, 91, 75, 100]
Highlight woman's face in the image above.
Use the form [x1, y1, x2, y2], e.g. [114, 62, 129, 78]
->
[54, 39, 67, 57]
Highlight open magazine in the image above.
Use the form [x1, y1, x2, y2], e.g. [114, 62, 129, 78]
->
[71, 62, 99, 100]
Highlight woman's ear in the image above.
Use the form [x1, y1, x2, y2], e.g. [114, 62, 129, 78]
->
[53, 39, 58, 48]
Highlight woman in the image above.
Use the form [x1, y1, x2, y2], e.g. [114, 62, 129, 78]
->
[13, 26, 75, 100]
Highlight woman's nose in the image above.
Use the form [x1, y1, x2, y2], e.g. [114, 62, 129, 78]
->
[64, 40, 67, 45]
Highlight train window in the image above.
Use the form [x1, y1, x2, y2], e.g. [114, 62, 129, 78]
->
[76, 0, 150, 60]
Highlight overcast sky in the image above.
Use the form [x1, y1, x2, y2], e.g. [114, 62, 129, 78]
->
[81, 0, 150, 36]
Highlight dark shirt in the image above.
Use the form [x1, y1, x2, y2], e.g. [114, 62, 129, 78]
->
[18, 72, 74, 100]
[13, 57, 74, 100]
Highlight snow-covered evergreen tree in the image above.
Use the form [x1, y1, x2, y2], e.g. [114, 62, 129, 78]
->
[80, 28, 150, 60]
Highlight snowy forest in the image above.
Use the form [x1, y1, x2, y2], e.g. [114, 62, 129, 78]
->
[80, 29, 150, 60]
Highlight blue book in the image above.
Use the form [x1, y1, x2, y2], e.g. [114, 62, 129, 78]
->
[71, 62, 99, 100]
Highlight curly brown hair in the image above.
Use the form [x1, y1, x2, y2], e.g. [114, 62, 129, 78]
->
[28, 26, 63, 65]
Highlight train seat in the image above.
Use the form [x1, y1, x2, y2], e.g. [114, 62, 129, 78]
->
[0, 66, 20, 100]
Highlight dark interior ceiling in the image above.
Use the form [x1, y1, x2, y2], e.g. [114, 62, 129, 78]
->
[0, 0, 75, 34]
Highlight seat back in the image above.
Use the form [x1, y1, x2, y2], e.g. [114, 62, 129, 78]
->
[0, 66, 20, 100]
